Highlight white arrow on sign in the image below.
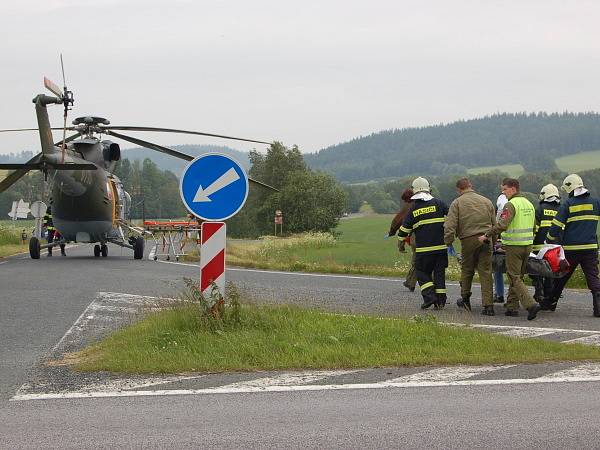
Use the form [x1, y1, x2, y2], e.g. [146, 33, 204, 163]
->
[193, 167, 241, 203]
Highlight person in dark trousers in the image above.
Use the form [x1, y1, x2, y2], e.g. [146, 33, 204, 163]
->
[397, 177, 449, 309]
[531, 184, 560, 305]
[481, 178, 541, 320]
[43, 206, 66, 257]
[544, 174, 600, 316]
[388, 188, 417, 292]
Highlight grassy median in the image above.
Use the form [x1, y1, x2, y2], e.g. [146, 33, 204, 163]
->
[73, 303, 600, 374]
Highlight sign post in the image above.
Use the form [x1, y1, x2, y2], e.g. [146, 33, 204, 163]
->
[180, 153, 249, 302]
[274, 210, 283, 236]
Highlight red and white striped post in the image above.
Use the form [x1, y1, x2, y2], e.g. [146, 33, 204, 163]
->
[200, 222, 226, 304]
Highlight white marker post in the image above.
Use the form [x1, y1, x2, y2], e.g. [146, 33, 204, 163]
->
[200, 222, 226, 305]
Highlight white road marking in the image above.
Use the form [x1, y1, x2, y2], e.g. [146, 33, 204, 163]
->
[495, 328, 555, 338]
[217, 370, 360, 390]
[384, 366, 508, 384]
[12, 369, 600, 401]
[0, 261, 7, 265]
[451, 322, 600, 336]
[156, 259, 464, 284]
[543, 363, 600, 379]
[562, 334, 600, 345]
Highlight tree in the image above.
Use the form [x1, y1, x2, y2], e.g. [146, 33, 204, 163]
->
[227, 142, 346, 237]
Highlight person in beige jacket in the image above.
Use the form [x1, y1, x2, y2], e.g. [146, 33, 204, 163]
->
[444, 178, 496, 315]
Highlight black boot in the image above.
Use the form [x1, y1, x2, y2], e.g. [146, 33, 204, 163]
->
[527, 304, 542, 321]
[434, 294, 447, 310]
[494, 295, 504, 304]
[593, 292, 600, 317]
[457, 294, 472, 311]
[421, 292, 437, 309]
[482, 305, 495, 316]
[540, 296, 559, 312]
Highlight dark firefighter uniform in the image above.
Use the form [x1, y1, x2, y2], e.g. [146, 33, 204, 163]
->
[43, 208, 65, 256]
[398, 197, 449, 309]
[545, 192, 600, 314]
[531, 201, 560, 303]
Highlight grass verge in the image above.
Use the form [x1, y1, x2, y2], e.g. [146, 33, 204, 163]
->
[74, 303, 600, 374]
[0, 223, 29, 258]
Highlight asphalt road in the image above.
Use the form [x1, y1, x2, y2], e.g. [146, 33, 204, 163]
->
[2, 243, 600, 448]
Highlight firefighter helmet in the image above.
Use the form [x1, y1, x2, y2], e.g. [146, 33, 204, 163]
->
[539, 184, 559, 201]
[411, 177, 430, 194]
[561, 174, 584, 194]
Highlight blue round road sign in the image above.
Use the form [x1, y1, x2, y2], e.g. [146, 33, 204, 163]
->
[179, 153, 249, 221]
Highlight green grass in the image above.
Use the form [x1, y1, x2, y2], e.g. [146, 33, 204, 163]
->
[73, 303, 600, 374]
[555, 150, 600, 173]
[227, 215, 598, 289]
[0, 222, 31, 257]
[227, 215, 460, 278]
[467, 164, 525, 177]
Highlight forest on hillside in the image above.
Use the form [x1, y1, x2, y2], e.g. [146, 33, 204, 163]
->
[305, 113, 600, 183]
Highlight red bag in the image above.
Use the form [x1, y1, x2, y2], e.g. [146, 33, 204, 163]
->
[543, 247, 563, 273]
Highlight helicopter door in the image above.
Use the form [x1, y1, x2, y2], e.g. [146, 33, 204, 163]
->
[108, 179, 120, 226]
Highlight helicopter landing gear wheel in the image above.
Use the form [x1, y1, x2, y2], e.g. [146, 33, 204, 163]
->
[134, 237, 144, 260]
[29, 237, 40, 259]
[101, 244, 108, 257]
[94, 245, 100, 257]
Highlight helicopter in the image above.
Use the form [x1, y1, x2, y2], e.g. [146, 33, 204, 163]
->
[0, 67, 275, 260]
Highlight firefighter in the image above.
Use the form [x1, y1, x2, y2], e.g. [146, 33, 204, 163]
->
[480, 178, 541, 320]
[43, 206, 66, 257]
[531, 184, 560, 305]
[544, 174, 600, 316]
[397, 177, 449, 309]
[444, 178, 496, 315]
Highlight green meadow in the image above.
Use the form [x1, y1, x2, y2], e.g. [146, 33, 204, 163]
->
[467, 164, 525, 178]
[555, 150, 600, 173]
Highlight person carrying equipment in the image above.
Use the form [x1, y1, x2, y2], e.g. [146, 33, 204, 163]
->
[388, 188, 417, 292]
[43, 206, 66, 257]
[397, 177, 449, 309]
[480, 178, 541, 320]
[531, 184, 560, 305]
[544, 174, 600, 316]
[444, 178, 496, 315]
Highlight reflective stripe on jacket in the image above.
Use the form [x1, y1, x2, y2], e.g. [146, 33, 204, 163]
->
[503, 196, 535, 246]
[533, 202, 560, 251]
[397, 197, 448, 253]
[547, 192, 600, 251]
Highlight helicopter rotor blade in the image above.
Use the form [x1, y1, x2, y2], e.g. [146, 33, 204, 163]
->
[0, 127, 65, 133]
[105, 130, 278, 191]
[44, 77, 63, 99]
[0, 153, 42, 193]
[102, 126, 271, 146]
[103, 130, 194, 161]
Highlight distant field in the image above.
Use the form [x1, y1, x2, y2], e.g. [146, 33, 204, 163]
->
[467, 164, 524, 177]
[555, 150, 600, 173]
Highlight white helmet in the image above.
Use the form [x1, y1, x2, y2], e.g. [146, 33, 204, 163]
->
[561, 174, 584, 194]
[539, 184, 560, 201]
[411, 177, 430, 194]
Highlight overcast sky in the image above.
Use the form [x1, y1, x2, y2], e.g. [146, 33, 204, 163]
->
[1, 0, 599, 156]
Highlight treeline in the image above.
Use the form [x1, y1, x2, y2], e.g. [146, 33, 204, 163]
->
[306, 113, 600, 182]
[346, 168, 600, 214]
[112, 158, 186, 219]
